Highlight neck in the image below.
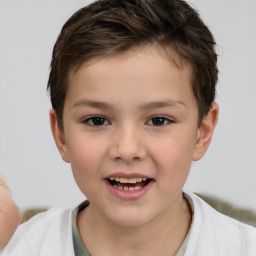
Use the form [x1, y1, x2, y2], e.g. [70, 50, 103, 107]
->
[77, 194, 192, 256]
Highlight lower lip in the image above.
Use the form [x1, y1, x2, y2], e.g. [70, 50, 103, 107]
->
[104, 179, 154, 200]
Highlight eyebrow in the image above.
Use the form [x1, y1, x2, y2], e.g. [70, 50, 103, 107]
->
[73, 99, 113, 110]
[139, 100, 185, 110]
[72, 99, 185, 110]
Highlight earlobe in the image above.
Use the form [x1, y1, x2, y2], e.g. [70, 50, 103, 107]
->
[192, 103, 219, 161]
[49, 109, 70, 163]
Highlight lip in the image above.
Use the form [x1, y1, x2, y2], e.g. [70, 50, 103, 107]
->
[105, 172, 150, 179]
[104, 172, 154, 200]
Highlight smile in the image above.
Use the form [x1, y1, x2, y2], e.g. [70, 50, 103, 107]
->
[105, 176, 153, 197]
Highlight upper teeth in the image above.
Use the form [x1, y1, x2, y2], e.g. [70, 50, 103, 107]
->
[109, 177, 147, 183]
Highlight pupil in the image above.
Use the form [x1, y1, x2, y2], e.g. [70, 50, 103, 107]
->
[152, 117, 164, 126]
[92, 117, 105, 125]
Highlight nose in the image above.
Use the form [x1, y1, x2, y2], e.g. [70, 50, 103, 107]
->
[109, 124, 146, 163]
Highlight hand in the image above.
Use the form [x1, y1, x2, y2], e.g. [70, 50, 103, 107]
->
[0, 175, 21, 251]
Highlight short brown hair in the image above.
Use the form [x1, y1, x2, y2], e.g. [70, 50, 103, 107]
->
[47, 0, 218, 130]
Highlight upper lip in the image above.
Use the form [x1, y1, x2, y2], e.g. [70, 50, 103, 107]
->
[105, 172, 151, 179]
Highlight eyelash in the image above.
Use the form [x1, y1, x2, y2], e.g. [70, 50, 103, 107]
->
[82, 116, 174, 127]
[83, 116, 110, 126]
[146, 116, 174, 126]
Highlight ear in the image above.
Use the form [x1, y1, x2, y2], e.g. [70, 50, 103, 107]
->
[49, 109, 70, 163]
[192, 103, 219, 161]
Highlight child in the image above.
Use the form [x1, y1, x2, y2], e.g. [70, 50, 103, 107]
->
[3, 0, 256, 255]
[0, 176, 21, 251]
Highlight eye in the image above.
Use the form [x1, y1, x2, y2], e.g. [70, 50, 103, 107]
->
[147, 116, 173, 126]
[83, 116, 110, 126]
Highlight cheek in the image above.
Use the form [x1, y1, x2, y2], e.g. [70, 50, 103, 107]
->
[66, 136, 106, 187]
[150, 133, 195, 187]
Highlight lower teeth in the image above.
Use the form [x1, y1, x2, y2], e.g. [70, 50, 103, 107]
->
[114, 185, 142, 191]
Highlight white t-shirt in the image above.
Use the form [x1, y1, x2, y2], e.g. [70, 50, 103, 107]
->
[2, 193, 256, 256]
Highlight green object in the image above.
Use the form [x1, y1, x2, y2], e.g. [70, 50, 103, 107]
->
[72, 201, 91, 256]
[196, 193, 256, 227]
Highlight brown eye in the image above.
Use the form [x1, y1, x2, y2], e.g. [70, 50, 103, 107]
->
[147, 116, 172, 126]
[84, 116, 110, 126]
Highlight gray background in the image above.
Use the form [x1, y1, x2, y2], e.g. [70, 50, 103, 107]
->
[1, 0, 256, 211]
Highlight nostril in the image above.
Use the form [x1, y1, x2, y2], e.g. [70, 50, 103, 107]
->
[109, 134, 146, 162]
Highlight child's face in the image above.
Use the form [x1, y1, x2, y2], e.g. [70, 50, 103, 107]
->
[51, 47, 215, 227]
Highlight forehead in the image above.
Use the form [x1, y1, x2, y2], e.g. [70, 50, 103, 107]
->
[66, 46, 194, 107]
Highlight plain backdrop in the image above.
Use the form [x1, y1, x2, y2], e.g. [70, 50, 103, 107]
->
[0, 0, 256, 211]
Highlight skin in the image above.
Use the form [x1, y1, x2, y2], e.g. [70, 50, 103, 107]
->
[50, 46, 218, 256]
[0, 176, 21, 251]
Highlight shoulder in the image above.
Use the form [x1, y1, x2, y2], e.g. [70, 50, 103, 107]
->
[2, 208, 75, 256]
[186, 193, 256, 256]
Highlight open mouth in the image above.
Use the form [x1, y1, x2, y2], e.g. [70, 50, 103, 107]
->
[106, 177, 152, 191]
